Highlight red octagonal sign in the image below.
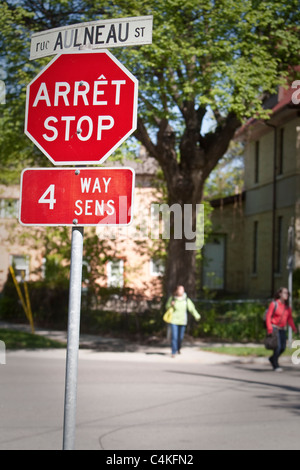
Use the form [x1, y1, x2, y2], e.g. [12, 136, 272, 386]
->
[25, 50, 138, 165]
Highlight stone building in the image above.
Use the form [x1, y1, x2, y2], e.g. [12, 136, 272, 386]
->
[0, 152, 164, 297]
[205, 85, 300, 298]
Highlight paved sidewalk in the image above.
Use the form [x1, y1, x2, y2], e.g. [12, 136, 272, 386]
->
[0, 321, 291, 367]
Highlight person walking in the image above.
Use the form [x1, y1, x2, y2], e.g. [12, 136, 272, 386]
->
[266, 287, 297, 372]
[165, 285, 200, 357]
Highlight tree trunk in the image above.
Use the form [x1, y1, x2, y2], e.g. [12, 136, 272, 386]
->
[135, 110, 241, 299]
[165, 237, 197, 298]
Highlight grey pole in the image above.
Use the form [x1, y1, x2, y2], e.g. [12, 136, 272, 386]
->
[288, 268, 293, 346]
[287, 220, 294, 347]
[63, 226, 84, 450]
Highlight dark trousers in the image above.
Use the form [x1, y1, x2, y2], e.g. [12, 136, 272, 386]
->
[270, 328, 286, 369]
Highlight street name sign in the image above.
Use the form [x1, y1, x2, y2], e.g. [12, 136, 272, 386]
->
[30, 16, 153, 60]
[24, 50, 138, 165]
[19, 168, 135, 226]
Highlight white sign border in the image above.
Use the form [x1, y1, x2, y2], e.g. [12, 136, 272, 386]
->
[30, 15, 153, 60]
[24, 49, 139, 166]
[19, 166, 136, 227]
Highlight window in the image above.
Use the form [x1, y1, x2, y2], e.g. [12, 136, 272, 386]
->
[107, 259, 124, 288]
[275, 216, 283, 273]
[0, 79, 5, 104]
[10, 255, 30, 282]
[202, 235, 225, 290]
[150, 258, 164, 276]
[0, 199, 19, 218]
[252, 221, 258, 274]
[41, 257, 46, 279]
[278, 128, 284, 176]
[254, 141, 259, 183]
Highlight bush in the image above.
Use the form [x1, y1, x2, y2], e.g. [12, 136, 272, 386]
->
[80, 291, 165, 339]
[0, 278, 69, 329]
[0, 273, 24, 322]
[1, 278, 297, 343]
[191, 301, 266, 342]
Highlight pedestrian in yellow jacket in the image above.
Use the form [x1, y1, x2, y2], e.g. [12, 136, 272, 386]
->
[165, 285, 200, 357]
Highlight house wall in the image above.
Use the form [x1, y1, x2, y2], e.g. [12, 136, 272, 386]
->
[0, 182, 52, 289]
[208, 196, 245, 294]
[209, 110, 300, 299]
[243, 208, 295, 298]
[0, 181, 164, 297]
[96, 185, 164, 297]
[247, 113, 300, 297]
[245, 117, 300, 191]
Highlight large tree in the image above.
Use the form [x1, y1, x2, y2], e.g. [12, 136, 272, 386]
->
[1, 0, 300, 296]
[109, 0, 300, 296]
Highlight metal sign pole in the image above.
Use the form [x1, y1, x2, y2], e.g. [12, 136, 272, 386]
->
[287, 220, 295, 347]
[63, 226, 84, 450]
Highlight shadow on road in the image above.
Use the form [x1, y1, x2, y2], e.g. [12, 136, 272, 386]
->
[166, 366, 300, 415]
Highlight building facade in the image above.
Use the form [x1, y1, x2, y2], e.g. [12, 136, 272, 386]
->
[0, 153, 165, 298]
[205, 86, 300, 298]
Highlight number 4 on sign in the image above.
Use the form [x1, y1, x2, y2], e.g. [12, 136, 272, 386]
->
[38, 184, 56, 209]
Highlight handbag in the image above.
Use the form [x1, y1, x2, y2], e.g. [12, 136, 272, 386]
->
[163, 307, 174, 324]
[264, 330, 278, 350]
[264, 302, 286, 350]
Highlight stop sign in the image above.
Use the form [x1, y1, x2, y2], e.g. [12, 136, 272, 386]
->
[25, 50, 138, 165]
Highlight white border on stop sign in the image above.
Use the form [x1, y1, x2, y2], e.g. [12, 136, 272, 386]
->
[24, 49, 138, 166]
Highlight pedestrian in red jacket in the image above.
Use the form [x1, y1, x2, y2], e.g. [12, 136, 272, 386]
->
[266, 287, 297, 372]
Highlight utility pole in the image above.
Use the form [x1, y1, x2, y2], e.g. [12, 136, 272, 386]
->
[287, 218, 295, 347]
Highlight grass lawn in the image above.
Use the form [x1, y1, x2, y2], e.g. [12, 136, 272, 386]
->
[201, 345, 294, 357]
[0, 328, 66, 350]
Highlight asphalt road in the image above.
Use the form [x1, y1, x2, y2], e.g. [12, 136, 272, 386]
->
[0, 346, 299, 451]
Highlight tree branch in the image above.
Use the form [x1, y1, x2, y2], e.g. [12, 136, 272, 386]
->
[134, 117, 159, 161]
[203, 112, 241, 179]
